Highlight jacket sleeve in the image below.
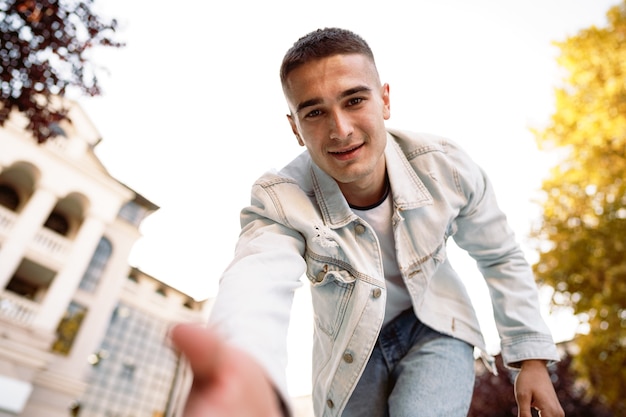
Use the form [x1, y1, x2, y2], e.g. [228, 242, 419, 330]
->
[447, 142, 560, 368]
[208, 179, 307, 406]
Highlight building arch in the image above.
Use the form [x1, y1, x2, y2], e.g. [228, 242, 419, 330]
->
[44, 192, 90, 238]
[0, 161, 40, 212]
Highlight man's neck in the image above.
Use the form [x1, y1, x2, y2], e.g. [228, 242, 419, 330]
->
[339, 169, 389, 208]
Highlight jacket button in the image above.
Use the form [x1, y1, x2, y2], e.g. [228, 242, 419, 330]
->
[343, 352, 354, 363]
[355, 224, 366, 235]
[315, 271, 325, 282]
[327, 399, 334, 408]
[372, 288, 382, 298]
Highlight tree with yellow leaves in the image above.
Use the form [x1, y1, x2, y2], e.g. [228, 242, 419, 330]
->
[532, 2, 626, 413]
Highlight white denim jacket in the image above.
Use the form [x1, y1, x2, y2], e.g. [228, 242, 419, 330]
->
[209, 129, 559, 417]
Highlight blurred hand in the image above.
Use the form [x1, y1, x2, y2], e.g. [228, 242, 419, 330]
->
[171, 323, 284, 417]
[514, 359, 564, 417]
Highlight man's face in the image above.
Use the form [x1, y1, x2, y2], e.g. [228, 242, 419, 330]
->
[285, 54, 391, 198]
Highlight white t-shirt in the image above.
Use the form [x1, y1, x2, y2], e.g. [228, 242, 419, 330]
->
[352, 191, 413, 326]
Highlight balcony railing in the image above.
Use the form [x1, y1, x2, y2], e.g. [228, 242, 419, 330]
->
[31, 227, 71, 265]
[0, 290, 39, 326]
[0, 205, 71, 265]
[0, 204, 17, 239]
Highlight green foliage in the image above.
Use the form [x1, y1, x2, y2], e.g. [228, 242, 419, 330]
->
[532, 1, 626, 413]
[0, 0, 122, 143]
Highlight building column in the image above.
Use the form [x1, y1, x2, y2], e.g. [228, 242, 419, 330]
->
[0, 187, 57, 290]
[31, 215, 106, 332]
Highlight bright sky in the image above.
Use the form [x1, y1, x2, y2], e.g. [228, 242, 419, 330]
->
[77, 0, 619, 396]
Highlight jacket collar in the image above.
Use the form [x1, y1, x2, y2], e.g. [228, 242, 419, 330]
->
[311, 131, 433, 229]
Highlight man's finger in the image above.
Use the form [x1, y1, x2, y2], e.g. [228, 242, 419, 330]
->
[515, 383, 533, 417]
[171, 323, 223, 378]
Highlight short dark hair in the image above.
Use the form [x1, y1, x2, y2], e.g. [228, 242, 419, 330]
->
[280, 28, 377, 88]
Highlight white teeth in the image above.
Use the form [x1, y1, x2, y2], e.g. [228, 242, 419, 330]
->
[332, 145, 359, 154]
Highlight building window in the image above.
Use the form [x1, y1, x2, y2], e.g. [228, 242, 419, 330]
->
[5, 275, 38, 300]
[51, 301, 87, 355]
[4, 259, 55, 302]
[79, 302, 180, 417]
[79, 237, 112, 292]
[121, 361, 136, 379]
[49, 122, 67, 137]
[44, 211, 70, 236]
[0, 184, 20, 211]
[118, 201, 146, 227]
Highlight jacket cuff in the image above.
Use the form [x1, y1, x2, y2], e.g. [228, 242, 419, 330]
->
[500, 333, 560, 369]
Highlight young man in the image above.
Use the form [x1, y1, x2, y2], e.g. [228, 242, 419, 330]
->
[172, 28, 564, 417]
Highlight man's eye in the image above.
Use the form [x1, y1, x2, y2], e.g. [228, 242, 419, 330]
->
[347, 97, 363, 106]
[305, 109, 322, 118]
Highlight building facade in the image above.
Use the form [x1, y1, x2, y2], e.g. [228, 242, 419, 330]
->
[76, 267, 208, 417]
[0, 103, 208, 417]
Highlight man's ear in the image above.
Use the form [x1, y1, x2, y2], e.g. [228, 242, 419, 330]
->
[287, 114, 305, 146]
[382, 83, 391, 120]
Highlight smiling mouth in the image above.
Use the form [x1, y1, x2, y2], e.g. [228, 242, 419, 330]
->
[329, 144, 363, 155]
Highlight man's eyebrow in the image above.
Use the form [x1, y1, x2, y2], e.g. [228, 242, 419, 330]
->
[295, 85, 373, 114]
[296, 98, 323, 114]
[340, 86, 372, 99]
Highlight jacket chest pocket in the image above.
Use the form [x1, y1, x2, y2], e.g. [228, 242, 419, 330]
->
[400, 239, 450, 310]
[306, 257, 356, 339]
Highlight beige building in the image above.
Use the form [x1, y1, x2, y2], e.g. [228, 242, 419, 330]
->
[76, 267, 208, 417]
[0, 103, 208, 417]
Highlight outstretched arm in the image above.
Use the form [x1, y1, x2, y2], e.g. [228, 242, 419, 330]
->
[514, 359, 564, 417]
[171, 323, 284, 417]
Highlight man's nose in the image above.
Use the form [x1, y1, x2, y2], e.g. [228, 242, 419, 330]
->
[329, 110, 353, 140]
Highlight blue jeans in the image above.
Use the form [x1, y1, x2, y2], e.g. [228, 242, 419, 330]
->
[342, 309, 475, 417]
